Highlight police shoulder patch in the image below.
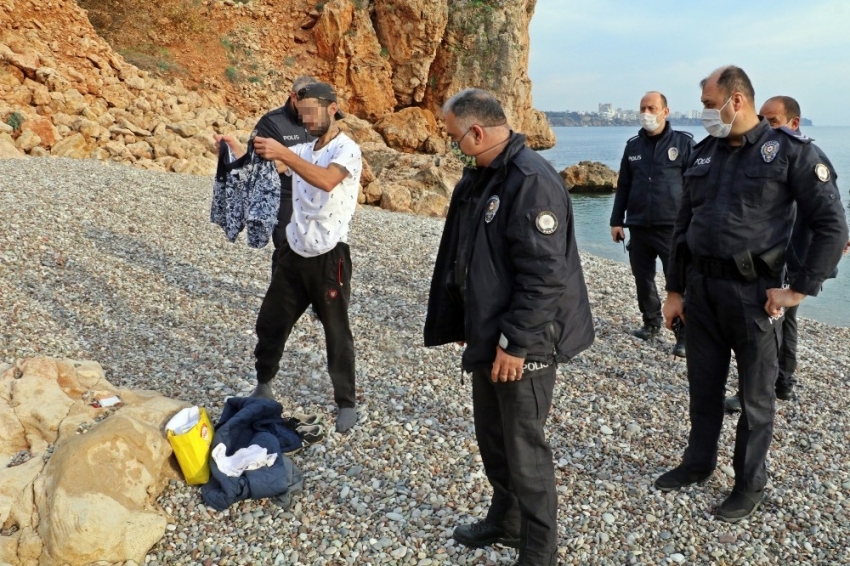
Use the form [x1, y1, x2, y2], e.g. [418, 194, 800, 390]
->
[815, 163, 830, 182]
[535, 211, 558, 234]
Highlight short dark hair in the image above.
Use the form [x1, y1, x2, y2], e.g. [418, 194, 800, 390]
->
[765, 95, 801, 120]
[442, 88, 508, 130]
[700, 66, 755, 104]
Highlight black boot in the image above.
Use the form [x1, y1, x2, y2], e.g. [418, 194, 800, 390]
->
[724, 394, 742, 413]
[654, 465, 713, 492]
[633, 323, 661, 340]
[453, 519, 520, 549]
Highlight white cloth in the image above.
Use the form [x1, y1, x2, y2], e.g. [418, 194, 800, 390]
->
[211, 443, 278, 477]
[285, 133, 362, 257]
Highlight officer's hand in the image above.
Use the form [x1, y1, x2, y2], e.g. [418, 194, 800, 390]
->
[611, 226, 625, 243]
[662, 292, 685, 330]
[765, 288, 805, 317]
[843, 240, 850, 255]
[491, 346, 524, 383]
[213, 134, 246, 158]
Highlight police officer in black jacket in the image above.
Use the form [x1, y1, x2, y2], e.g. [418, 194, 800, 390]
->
[611, 91, 694, 351]
[425, 89, 594, 566]
[725, 95, 849, 413]
[656, 66, 848, 523]
[215, 75, 316, 275]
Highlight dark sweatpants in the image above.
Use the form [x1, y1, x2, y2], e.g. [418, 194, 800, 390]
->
[472, 364, 557, 565]
[254, 242, 356, 408]
[627, 226, 673, 327]
[681, 269, 781, 492]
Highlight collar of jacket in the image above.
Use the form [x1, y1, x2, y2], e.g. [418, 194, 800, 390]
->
[637, 120, 672, 140]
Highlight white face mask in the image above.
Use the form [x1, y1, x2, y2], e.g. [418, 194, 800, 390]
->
[702, 96, 737, 138]
[639, 113, 662, 132]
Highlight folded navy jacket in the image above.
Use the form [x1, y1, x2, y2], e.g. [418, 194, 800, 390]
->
[200, 397, 303, 511]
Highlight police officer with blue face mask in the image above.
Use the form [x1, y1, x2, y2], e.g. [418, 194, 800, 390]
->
[655, 66, 847, 523]
[610, 91, 694, 354]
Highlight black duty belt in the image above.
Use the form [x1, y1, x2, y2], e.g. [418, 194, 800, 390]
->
[692, 255, 743, 280]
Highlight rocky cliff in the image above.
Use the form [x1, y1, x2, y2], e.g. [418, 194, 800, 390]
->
[0, 0, 554, 213]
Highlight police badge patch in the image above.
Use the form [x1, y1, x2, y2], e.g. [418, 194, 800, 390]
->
[484, 196, 500, 223]
[761, 140, 780, 163]
[667, 147, 679, 161]
[535, 211, 558, 234]
[815, 163, 830, 182]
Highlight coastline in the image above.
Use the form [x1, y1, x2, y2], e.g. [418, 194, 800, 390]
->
[2, 158, 849, 565]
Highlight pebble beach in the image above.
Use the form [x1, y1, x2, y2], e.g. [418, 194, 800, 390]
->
[2, 157, 849, 565]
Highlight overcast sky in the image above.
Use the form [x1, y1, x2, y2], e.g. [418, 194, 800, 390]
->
[528, 0, 850, 126]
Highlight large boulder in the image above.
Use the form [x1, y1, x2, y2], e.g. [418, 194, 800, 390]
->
[374, 107, 442, 154]
[559, 160, 618, 193]
[0, 357, 188, 566]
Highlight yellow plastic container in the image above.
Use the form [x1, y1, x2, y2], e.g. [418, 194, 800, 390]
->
[166, 407, 213, 485]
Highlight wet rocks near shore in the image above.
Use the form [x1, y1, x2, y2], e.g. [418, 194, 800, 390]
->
[1, 158, 849, 565]
[560, 160, 618, 193]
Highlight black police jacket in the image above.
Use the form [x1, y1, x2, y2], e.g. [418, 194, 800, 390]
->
[252, 102, 313, 224]
[610, 122, 695, 228]
[424, 132, 595, 372]
[666, 119, 848, 296]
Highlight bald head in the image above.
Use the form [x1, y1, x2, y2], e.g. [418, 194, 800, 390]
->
[760, 96, 801, 131]
[639, 91, 669, 135]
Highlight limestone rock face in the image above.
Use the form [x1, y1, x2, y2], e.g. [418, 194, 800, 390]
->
[0, 357, 188, 566]
[373, 0, 448, 107]
[374, 107, 441, 154]
[313, 0, 396, 120]
[560, 160, 618, 193]
[423, 0, 554, 149]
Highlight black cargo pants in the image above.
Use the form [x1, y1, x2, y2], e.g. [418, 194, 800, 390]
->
[777, 304, 799, 391]
[254, 242, 356, 408]
[680, 268, 781, 491]
[627, 226, 673, 327]
[472, 363, 558, 565]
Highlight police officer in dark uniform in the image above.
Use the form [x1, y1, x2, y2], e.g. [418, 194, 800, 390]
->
[656, 67, 848, 523]
[425, 89, 594, 565]
[610, 91, 694, 354]
[215, 75, 316, 275]
[724, 96, 849, 413]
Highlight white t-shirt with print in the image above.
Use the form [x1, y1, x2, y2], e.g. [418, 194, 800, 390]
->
[285, 133, 362, 257]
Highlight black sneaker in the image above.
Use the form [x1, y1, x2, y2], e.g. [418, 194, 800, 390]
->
[654, 465, 713, 492]
[716, 489, 764, 523]
[633, 324, 661, 340]
[453, 519, 520, 549]
[724, 394, 742, 413]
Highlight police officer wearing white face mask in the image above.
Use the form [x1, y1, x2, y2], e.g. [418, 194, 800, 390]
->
[610, 91, 694, 352]
[656, 67, 847, 523]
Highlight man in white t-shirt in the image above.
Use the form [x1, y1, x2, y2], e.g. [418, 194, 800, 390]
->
[251, 82, 363, 433]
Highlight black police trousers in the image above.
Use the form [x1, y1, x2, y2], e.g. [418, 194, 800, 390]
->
[472, 364, 557, 565]
[681, 269, 780, 492]
[254, 242, 356, 408]
[270, 188, 294, 277]
[627, 226, 672, 327]
[778, 304, 799, 391]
